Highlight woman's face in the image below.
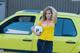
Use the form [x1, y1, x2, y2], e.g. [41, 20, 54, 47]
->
[46, 10, 52, 20]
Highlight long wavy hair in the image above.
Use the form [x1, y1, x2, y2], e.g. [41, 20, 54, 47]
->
[41, 6, 57, 23]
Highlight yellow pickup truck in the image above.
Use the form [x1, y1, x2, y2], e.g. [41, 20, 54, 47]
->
[0, 10, 79, 53]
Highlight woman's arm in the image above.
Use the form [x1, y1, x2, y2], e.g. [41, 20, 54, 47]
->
[52, 7, 57, 24]
[31, 21, 42, 36]
[31, 25, 36, 34]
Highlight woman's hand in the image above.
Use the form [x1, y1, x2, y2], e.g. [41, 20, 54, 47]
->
[31, 26, 35, 32]
[31, 25, 41, 36]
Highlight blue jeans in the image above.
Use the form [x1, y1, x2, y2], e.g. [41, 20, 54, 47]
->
[37, 39, 53, 53]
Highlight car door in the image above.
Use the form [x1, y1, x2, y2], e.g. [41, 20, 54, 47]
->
[53, 18, 77, 53]
[0, 15, 36, 51]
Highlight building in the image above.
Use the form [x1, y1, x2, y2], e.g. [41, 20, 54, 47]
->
[0, 0, 79, 20]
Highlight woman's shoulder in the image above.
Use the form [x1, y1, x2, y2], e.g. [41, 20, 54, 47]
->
[50, 20, 57, 24]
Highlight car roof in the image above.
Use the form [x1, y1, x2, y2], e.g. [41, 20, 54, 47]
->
[15, 10, 41, 14]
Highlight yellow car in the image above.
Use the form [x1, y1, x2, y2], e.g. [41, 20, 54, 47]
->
[0, 10, 79, 53]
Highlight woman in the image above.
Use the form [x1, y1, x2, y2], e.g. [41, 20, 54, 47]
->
[32, 6, 57, 53]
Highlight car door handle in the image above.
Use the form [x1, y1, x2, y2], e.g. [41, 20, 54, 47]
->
[22, 39, 32, 42]
[66, 41, 76, 44]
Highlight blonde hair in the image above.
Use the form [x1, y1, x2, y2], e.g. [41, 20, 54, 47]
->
[42, 6, 57, 23]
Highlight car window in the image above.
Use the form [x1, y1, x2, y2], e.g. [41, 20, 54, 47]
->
[3, 22, 33, 35]
[54, 18, 63, 36]
[54, 18, 77, 37]
[62, 19, 77, 36]
[19, 16, 35, 22]
[0, 16, 35, 35]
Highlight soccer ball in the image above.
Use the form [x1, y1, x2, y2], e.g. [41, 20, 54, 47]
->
[34, 25, 43, 36]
